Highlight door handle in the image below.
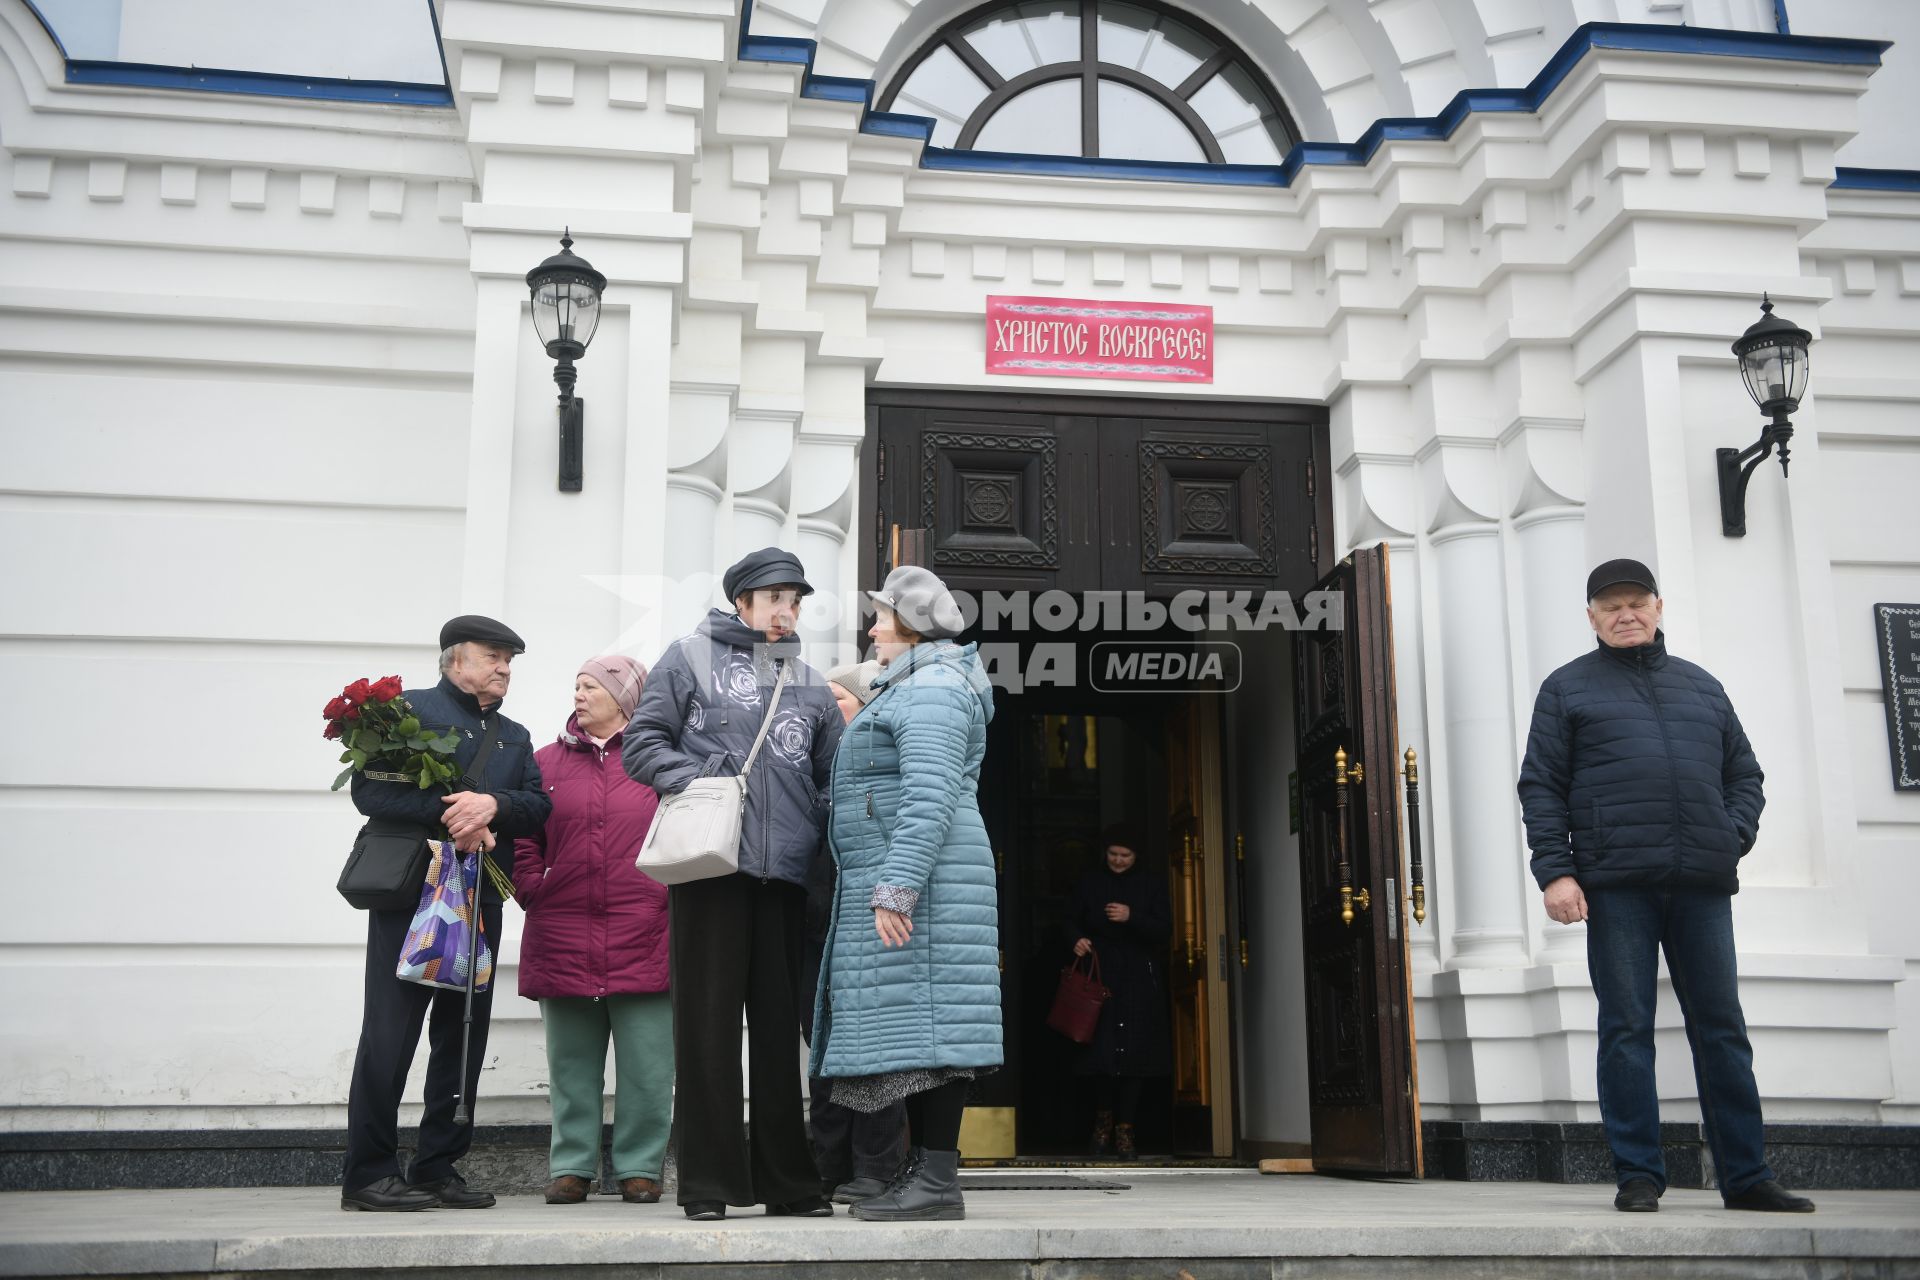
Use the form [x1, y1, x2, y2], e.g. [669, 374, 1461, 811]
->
[1402, 746, 1427, 926]
[1181, 833, 1201, 971]
[1234, 832, 1249, 969]
[1336, 744, 1367, 924]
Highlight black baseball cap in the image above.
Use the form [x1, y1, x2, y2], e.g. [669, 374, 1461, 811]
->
[1586, 558, 1658, 601]
[439, 614, 526, 654]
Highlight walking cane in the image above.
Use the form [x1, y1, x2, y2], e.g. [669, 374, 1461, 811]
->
[452, 836, 487, 1126]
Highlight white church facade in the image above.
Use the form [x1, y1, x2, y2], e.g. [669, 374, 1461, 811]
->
[0, 0, 1916, 1181]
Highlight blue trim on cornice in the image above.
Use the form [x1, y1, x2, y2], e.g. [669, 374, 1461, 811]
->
[37, 0, 454, 106]
[64, 61, 454, 105]
[1832, 167, 1920, 192]
[737, 14, 1888, 188]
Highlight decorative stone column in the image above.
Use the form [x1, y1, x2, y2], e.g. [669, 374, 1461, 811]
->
[1502, 417, 1590, 961]
[1427, 520, 1529, 967]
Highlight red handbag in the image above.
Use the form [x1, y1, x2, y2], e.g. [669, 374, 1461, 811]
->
[1046, 948, 1111, 1043]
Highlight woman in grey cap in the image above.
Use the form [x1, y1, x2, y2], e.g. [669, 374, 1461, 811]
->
[808, 567, 1002, 1222]
[622, 549, 845, 1221]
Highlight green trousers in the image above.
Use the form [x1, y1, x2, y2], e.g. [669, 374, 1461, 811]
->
[541, 994, 674, 1182]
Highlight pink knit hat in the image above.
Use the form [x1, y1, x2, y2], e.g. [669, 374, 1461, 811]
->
[578, 655, 648, 719]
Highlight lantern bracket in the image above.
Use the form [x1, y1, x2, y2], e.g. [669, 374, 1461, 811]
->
[1716, 410, 1792, 538]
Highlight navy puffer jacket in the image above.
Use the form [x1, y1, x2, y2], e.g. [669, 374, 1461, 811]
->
[1518, 633, 1764, 895]
[349, 677, 550, 905]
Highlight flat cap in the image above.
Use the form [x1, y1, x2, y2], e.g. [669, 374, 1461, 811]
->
[439, 614, 526, 654]
[867, 565, 966, 640]
[1586, 558, 1658, 602]
[724, 547, 814, 603]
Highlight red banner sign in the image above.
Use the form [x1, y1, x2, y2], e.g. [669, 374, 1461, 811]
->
[985, 295, 1213, 383]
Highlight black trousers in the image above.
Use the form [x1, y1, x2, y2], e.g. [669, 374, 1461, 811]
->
[670, 874, 818, 1207]
[809, 1078, 910, 1183]
[342, 899, 503, 1191]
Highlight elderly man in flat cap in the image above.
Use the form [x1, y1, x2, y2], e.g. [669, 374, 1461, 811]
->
[1519, 560, 1813, 1216]
[341, 615, 552, 1212]
[623, 548, 845, 1220]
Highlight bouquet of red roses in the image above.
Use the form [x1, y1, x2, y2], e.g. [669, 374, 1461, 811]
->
[323, 675, 464, 793]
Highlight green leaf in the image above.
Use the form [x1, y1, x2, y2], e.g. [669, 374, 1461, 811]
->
[398, 715, 420, 737]
[406, 735, 431, 751]
[331, 765, 356, 791]
[418, 771, 436, 790]
[348, 748, 369, 768]
[351, 728, 382, 755]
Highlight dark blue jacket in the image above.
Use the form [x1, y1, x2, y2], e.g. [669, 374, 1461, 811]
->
[1518, 633, 1764, 895]
[621, 610, 842, 889]
[349, 677, 551, 903]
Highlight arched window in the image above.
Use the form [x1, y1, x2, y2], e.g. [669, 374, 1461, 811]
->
[881, 0, 1300, 166]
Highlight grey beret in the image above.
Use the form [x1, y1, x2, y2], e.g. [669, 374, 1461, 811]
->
[866, 565, 965, 640]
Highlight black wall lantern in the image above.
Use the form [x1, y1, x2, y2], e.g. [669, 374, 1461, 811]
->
[1719, 294, 1812, 537]
[526, 230, 606, 492]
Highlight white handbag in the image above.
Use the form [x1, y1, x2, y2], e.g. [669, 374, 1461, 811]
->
[635, 661, 791, 886]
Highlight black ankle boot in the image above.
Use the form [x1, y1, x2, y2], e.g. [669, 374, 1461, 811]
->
[849, 1149, 963, 1222]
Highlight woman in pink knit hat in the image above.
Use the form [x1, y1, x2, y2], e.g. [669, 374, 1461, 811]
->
[513, 655, 671, 1205]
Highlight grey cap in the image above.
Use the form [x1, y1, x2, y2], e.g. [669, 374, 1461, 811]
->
[824, 659, 883, 706]
[866, 565, 966, 640]
[723, 547, 813, 603]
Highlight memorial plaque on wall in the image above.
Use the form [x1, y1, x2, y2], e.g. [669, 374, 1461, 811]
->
[1876, 603, 1920, 791]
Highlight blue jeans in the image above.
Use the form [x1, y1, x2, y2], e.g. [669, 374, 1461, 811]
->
[1586, 888, 1773, 1196]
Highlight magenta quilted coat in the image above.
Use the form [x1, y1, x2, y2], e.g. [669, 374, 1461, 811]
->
[513, 716, 667, 999]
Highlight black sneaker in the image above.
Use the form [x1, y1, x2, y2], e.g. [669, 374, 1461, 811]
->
[410, 1173, 496, 1209]
[684, 1201, 727, 1221]
[341, 1175, 437, 1212]
[1724, 1180, 1815, 1213]
[1613, 1179, 1660, 1213]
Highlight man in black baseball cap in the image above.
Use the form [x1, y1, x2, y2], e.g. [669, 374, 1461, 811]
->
[340, 612, 550, 1213]
[1584, 558, 1657, 603]
[1518, 558, 1813, 1216]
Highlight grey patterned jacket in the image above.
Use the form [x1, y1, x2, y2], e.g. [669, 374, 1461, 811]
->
[621, 608, 844, 889]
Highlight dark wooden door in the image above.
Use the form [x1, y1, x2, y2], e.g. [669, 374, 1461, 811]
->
[1291, 544, 1420, 1175]
[866, 393, 1328, 598]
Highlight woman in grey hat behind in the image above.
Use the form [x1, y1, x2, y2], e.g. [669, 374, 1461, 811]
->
[622, 548, 845, 1220]
[809, 566, 1003, 1221]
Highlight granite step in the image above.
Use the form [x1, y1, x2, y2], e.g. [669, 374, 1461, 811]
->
[2, 1175, 1917, 1280]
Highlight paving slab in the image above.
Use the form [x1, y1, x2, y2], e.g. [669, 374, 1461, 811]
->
[0, 1172, 1914, 1278]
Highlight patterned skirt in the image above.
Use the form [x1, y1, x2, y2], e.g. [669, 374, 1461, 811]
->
[827, 1066, 990, 1114]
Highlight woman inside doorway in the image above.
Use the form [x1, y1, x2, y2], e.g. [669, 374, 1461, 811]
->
[1069, 829, 1172, 1161]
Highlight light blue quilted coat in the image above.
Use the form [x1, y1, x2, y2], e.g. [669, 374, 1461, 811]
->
[809, 640, 1003, 1079]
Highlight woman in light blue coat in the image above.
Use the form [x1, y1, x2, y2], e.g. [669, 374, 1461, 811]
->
[810, 565, 1000, 1223]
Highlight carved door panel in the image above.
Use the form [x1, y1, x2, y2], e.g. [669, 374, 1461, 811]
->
[1292, 545, 1419, 1175]
[871, 401, 1096, 597]
[869, 396, 1329, 599]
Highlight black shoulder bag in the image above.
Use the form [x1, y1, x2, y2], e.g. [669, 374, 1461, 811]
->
[336, 718, 503, 911]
